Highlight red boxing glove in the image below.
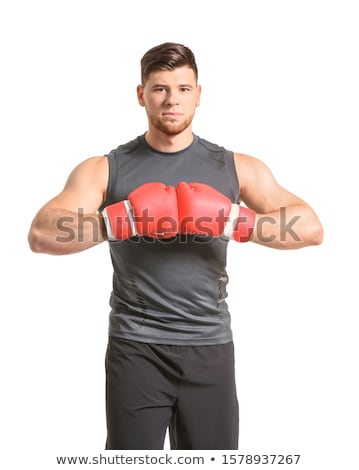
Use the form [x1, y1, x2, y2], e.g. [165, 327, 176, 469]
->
[176, 181, 256, 242]
[176, 182, 232, 236]
[102, 182, 178, 240]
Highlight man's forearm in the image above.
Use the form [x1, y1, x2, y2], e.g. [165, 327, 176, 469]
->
[28, 208, 107, 255]
[251, 204, 323, 249]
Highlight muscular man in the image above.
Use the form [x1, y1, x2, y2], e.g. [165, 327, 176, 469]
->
[28, 42, 323, 450]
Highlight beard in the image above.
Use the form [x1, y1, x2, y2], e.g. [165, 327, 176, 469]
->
[149, 114, 194, 136]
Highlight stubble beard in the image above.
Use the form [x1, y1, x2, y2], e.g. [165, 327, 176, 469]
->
[150, 115, 194, 136]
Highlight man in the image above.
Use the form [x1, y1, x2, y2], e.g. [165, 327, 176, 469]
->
[28, 42, 323, 450]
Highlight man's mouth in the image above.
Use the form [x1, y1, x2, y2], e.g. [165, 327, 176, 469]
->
[162, 112, 183, 118]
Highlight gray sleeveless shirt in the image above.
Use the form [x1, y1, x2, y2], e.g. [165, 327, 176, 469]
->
[102, 134, 240, 345]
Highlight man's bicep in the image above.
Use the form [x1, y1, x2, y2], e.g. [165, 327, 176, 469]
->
[42, 156, 109, 214]
[234, 153, 303, 213]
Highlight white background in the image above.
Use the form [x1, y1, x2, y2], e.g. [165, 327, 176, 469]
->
[1, 0, 358, 468]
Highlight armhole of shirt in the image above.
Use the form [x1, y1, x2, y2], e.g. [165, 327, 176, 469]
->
[99, 152, 115, 210]
[225, 150, 240, 203]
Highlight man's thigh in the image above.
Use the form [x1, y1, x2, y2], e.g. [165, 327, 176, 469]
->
[169, 342, 239, 450]
[105, 337, 179, 450]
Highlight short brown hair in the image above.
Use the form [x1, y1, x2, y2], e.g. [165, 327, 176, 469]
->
[141, 42, 198, 85]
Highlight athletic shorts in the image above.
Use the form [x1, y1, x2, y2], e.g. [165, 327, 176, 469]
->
[105, 337, 239, 450]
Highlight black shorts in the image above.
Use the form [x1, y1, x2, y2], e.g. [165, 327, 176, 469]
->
[105, 337, 239, 450]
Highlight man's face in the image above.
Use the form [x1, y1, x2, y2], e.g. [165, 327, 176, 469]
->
[137, 66, 201, 136]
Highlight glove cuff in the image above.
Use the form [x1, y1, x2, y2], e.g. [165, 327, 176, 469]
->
[223, 204, 256, 242]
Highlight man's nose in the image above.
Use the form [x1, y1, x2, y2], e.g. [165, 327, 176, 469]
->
[165, 89, 179, 105]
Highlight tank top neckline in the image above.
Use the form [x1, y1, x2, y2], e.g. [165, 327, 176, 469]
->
[139, 133, 199, 158]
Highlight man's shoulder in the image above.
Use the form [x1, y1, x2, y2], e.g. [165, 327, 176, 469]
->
[107, 135, 144, 157]
[196, 135, 229, 154]
[194, 136, 234, 166]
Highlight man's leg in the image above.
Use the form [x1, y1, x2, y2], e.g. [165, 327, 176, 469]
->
[169, 342, 239, 450]
[105, 337, 179, 450]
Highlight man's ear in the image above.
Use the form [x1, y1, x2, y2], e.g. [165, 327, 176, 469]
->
[137, 85, 145, 107]
[196, 84, 202, 107]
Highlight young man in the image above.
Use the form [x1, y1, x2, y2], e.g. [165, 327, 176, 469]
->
[28, 42, 323, 450]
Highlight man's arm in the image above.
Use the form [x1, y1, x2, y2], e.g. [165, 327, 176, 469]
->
[234, 153, 323, 249]
[28, 156, 109, 255]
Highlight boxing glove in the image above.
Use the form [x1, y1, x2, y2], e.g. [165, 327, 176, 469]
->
[102, 182, 178, 240]
[176, 182, 256, 242]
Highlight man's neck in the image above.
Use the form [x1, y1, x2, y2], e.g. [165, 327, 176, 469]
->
[144, 128, 194, 153]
